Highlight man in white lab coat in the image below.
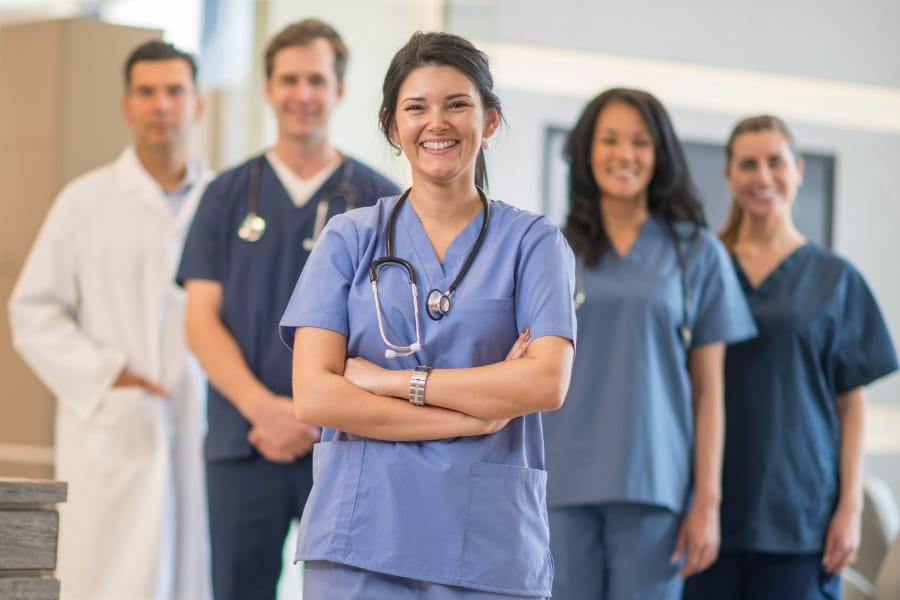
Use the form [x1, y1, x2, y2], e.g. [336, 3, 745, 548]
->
[8, 41, 211, 600]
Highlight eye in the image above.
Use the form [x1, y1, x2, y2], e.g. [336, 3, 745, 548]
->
[633, 137, 652, 147]
[403, 103, 425, 112]
[448, 100, 471, 110]
[769, 156, 786, 168]
[737, 159, 757, 171]
[595, 136, 616, 146]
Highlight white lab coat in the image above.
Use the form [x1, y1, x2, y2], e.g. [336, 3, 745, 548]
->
[8, 146, 212, 600]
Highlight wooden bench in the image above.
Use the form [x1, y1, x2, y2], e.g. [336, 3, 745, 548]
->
[0, 478, 66, 600]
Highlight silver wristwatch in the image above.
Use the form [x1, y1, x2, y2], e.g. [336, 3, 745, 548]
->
[408, 365, 433, 406]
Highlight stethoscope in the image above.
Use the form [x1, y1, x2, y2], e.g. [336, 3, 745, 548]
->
[237, 155, 358, 246]
[574, 221, 692, 350]
[368, 187, 490, 358]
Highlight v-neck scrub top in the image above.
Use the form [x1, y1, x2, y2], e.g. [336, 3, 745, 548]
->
[543, 217, 756, 513]
[720, 243, 898, 553]
[177, 154, 399, 460]
[279, 196, 576, 597]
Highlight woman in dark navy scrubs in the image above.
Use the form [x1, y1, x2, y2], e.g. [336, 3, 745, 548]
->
[683, 115, 898, 599]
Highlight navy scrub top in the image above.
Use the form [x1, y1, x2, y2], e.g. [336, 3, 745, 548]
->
[279, 197, 577, 597]
[176, 154, 399, 461]
[721, 243, 898, 553]
[543, 217, 756, 513]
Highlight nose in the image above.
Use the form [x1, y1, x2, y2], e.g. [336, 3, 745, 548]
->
[612, 140, 635, 161]
[426, 108, 449, 132]
[153, 91, 172, 113]
[295, 79, 314, 101]
[754, 163, 774, 185]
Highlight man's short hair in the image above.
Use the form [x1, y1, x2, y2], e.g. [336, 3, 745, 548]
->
[264, 19, 348, 82]
[124, 40, 198, 87]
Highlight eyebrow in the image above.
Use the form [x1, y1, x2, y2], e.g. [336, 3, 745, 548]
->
[400, 93, 474, 103]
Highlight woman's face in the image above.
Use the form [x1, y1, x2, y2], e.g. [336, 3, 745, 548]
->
[725, 129, 804, 220]
[391, 64, 498, 188]
[590, 101, 656, 204]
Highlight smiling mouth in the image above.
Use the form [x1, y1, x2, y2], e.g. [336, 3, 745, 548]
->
[421, 140, 458, 150]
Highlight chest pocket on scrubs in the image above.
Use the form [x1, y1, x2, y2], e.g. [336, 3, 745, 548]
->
[446, 298, 517, 366]
[459, 461, 552, 591]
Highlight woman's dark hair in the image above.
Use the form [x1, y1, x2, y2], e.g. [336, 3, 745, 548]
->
[379, 31, 502, 190]
[719, 115, 798, 253]
[564, 88, 706, 265]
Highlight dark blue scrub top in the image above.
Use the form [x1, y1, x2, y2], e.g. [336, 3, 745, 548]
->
[721, 243, 897, 553]
[176, 154, 399, 461]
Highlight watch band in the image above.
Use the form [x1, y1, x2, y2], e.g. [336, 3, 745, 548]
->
[408, 365, 432, 406]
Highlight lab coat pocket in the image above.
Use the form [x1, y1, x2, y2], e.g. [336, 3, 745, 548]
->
[459, 461, 553, 594]
[87, 387, 158, 462]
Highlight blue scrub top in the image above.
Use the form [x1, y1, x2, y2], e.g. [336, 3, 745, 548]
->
[543, 217, 756, 512]
[176, 154, 399, 461]
[720, 243, 898, 553]
[279, 196, 576, 597]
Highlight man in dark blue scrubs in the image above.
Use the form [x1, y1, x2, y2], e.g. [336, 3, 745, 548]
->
[176, 19, 399, 600]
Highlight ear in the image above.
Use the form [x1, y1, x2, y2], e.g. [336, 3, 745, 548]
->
[795, 155, 805, 187]
[336, 79, 346, 102]
[483, 107, 500, 139]
[381, 107, 400, 146]
[193, 92, 206, 124]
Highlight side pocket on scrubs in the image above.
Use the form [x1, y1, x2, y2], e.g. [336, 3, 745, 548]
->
[296, 440, 364, 560]
[459, 461, 553, 594]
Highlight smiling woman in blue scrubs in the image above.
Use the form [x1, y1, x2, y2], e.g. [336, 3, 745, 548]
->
[278, 32, 576, 599]
[683, 115, 898, 599]
[542, 88, 756, 600]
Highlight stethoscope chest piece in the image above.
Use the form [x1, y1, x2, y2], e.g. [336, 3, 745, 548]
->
[238, 212, 266, 242]
[426, 289, 452, 320]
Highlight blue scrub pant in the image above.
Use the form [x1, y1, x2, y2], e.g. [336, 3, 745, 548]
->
[549, 503, 683, 600]
[206, 454, 313, 600]
[682, 551, 840, 600]
[303, 561, 545, 599]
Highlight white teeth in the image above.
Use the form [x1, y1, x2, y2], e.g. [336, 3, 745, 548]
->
[422, 140, 456, 150]
[609, 169, 636, 177]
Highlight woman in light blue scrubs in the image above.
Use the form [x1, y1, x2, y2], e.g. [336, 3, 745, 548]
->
[683, 116, 898, 599]
[279, 32, 576, 599]
[542, 88, 756, 599]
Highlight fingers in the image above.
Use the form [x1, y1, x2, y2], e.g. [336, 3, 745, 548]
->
[679, 541, 717, 578]
[670, 528, 686, 567]
[141, 379, 171, 397]
[505, 327, 532, 360]
[822, 536, 857, 574]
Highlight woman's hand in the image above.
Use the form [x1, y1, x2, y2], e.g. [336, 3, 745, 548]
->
[672, 498, 720, 578]
[822, 503, 861, 574]
[344, 356, 390, 396]
[505, 327, 531, 360]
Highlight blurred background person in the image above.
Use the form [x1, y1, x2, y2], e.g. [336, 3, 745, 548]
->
[8, 40, 211, 600]
[683, 115, 898, 599]
[542, 87, 756, 599]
